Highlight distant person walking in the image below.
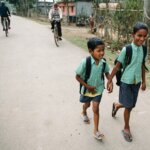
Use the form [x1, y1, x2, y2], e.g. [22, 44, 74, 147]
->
[89, 14, 94, 33]
[75, 38, 113, 140]
[107, 22, 149, 142]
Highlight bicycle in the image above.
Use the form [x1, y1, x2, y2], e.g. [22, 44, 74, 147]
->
[2, 17, 9, 37]
[53, 20, 60, 47]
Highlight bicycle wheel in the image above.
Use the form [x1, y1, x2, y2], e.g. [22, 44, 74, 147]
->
[54, 25, 59, 47]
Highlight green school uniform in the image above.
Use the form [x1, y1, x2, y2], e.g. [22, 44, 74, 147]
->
[76, 56, 110, 96]
[117, 42, 144, 84]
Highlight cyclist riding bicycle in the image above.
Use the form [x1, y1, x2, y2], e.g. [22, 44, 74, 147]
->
[48, 3, 62, 40]
[0, 1, 11, 31]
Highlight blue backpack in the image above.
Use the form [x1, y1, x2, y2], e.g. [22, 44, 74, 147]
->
[114, 45, 148, 86]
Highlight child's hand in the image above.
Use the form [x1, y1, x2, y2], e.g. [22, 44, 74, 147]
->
[86, 85, 96, 93]
[141, 82, 146, 91]
[107, 81, 113, 93]
[107, 80, 112, 91]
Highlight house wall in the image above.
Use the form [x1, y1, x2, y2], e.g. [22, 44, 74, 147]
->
[57, 1, 92, 23]
[37, 2, 53, 15]
[58, 2, 75, 17]
[58, 2, 93, 17]
[76, 2, 93, 17]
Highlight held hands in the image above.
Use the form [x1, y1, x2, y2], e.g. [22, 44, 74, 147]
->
[141, 82, 146, 91]
[107, 80, 113, 93]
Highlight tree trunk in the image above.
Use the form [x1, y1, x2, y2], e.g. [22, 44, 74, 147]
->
[104, 0, 110, 40]
[66, 1, 70, 24]
[144, 0, 150, 60]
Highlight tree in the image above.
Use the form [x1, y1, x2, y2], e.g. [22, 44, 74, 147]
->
[92, 0, 110, 37]
[144, 0, 150, 60]
[144, 0, 150, 28]
[113, 0, 143, 42]
[8, 0, 36, 16]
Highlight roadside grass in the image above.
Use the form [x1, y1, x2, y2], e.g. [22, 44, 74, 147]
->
[65, 35, 88, 50]
[63, 31, 117, 65]
[63, 31, 150, 88]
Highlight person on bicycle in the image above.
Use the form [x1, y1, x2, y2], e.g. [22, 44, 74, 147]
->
[0, 1, 11, 31]
[48, 3, 62, 40]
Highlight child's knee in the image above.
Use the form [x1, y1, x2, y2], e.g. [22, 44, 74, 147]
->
[84, 102, 90, 107]
[93, 106, 99, 114]
[87, 102, 91, 107]
[125, 107, 132, 112]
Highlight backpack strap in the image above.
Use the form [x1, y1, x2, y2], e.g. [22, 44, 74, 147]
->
[119, 44, 132, 78]
[142, 45, 147, 61]
[114, 45, 132, 67]
[125, 45, 132, 66]
[101, 58, 106, 81]
[79, 56, 91, 94]
[142, 45, 148, 71]
[85, 56, 91, 80]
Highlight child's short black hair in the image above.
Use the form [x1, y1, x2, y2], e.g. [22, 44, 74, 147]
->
[133, 22, 148, 34]
[87, 38, 104, 51]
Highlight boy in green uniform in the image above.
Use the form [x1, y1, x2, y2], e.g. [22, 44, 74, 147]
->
[76, 38, 113, 140]
[107, 22, 148, 142]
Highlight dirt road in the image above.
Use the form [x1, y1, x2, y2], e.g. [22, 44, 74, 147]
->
[0, 15, 150, 150]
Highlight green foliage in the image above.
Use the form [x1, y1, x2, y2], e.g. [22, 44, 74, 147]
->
[125, 0, 143, 9]
[112, 0, 144, 43]
[58, 0, 93, 2]
[8, 0, 18, 5]
[110, 40, 123, 51]
[8, 0, 36, 16]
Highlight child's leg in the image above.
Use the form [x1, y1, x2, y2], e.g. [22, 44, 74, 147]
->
[112, 102, 124, 117]
[122, 108, 133, 142]
[82, 102, 90, 115]
[124, 108, 132, 133]
[92, 101, 100, 133]
[115, 103, 124, 111]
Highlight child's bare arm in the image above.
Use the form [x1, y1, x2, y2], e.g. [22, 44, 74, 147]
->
[105, 72, 113, 93]
[107, 62, 121, 91]
[76, 75, 96, 93]
[108, 62, 121, 83]
[105, 72, 110, 80]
